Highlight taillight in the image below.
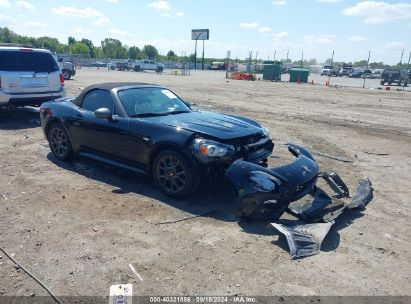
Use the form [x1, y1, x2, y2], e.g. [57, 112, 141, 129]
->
[60, 74, 64, 86]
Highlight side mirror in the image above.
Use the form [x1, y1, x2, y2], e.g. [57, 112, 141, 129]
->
[94, 108, 112, 119]
[58, 58, 63, 62]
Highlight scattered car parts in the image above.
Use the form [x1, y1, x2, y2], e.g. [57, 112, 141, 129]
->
[226, 144, 319, 221]
[347, 179, 373, 209]
[272, 221, 334, 258]
[226, 143, 374, 258]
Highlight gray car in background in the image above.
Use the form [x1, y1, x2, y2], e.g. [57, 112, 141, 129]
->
[0, 45, 65, 109]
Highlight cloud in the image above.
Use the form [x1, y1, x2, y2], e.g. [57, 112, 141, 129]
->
[273, 1, 286, 5]
[240, 22, 259, 29]
[16, 1, 34, 10]
[303, 34, 335, 44]
[349, 36, 367, 43]
[276, 31, 289, 38]
[0, 13, 15, 23]
[24, 21, 46, 28]
[106, 0, 119, 3]
[52, 6, 103, 18]
[383, 41, 407, 50]
[94, 17, 110, 25]
[74, 26, 91, 34]
[318, 0, 343, 3]
[52, 5, 110, 26]
[258, 27, 271, 33]
[0, 0, 11, 8]
[108, 28, 133, 38]
[147, 1, 170, 10]
[160, 12, 171, 17]
[343, 1, 411, 24]
[176, 11, 184, 17]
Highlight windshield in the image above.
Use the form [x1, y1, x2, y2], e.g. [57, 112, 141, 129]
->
[117, 87, 191, 117]
[0, 50, 59, 72]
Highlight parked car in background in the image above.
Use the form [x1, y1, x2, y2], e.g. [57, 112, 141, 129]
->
[282, 63, 296, 74]
[108, 61, 130, 71]
[370, 69, 384, 79]
[131, 60, 164, 72]
[321, 65, 339, 76]
[40, 83, 273, 197]
[0, 45, 65, 110]
[349, 69, 363, 78]
[338, 66, 354, 77]
[380, 69, 408, 86]
[208, 62, 226, 70]
[361, 69, 372, 78]
[91, 61, 107, 68]
[58, 59, 76, 80]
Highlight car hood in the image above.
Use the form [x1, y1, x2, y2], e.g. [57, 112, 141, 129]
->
[141, 111, 263, 140]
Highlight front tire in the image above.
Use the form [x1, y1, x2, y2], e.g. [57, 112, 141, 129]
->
[152, 150, 199, 198]
[47, 123, 73, 161]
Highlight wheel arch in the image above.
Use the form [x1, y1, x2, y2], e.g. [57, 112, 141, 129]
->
[149, 141, 190, 169]
[45, 118, 79, 152]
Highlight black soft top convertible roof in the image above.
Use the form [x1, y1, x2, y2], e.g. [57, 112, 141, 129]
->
[72, 82, 159, 107]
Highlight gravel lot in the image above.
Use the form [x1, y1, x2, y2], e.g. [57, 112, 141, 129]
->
[0, 69, 410, 298]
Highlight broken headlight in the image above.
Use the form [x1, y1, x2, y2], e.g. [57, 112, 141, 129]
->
[192, 138, 235, 163]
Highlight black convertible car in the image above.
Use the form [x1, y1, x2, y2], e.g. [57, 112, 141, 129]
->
[40, 83, 273, 197]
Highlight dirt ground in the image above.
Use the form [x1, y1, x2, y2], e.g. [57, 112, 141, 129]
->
[0, 69, 410, 298]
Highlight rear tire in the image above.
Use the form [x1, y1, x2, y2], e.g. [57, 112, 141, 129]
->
[47, 123, 73, 161]
[152, 150, 199, 198]
[62, 69, 71, 80]
[156, 67, 163, 73]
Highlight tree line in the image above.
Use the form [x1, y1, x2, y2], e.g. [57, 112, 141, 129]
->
[0, 27, 172, 61]
[0, 27, 407, 68]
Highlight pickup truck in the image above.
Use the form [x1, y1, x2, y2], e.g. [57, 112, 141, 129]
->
[131, 60, 164, 73]
[321, 65, 339, 76]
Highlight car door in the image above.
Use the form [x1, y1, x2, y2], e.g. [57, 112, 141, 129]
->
[69, 89, 130, 159]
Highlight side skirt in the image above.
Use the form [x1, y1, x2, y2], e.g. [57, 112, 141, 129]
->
[78, 152, 147, 175]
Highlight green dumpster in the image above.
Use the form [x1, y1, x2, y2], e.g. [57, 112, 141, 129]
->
[289, 68, 309, 83]
[263, 61, 281, 81]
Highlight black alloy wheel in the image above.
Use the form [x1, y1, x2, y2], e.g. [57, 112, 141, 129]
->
[48, 123, 72, 161]
[153, 150, 198, 198]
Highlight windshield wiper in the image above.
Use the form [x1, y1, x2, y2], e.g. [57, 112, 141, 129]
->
[164, 110, 190, 115]
[130, 110, 190, 118]
[130, 113, 166, 118]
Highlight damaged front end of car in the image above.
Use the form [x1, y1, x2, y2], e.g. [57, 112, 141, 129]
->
[225, 144, 320, 221]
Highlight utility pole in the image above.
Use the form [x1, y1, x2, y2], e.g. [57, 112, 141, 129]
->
[400, 49, 404, 66]
[286, 49, 289, 62]
[363, 50, 371, 89]
[301, 51, 304, 68]
[273, 50, 276, 61]
[403, 51, 410, 91]
[328, 50, 335, 85]
[226, 50, 231, 79]
[201, 40, 205, 70]
[194, 38, 198, 70]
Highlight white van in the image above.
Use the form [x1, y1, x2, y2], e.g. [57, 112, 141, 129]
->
[0, 46, 66, 109]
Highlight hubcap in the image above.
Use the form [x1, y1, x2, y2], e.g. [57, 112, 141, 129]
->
[49, 127, 68, 158]
[156, 155, 187, 193]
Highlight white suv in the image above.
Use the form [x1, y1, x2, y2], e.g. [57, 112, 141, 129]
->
[0, 46, 66, 109]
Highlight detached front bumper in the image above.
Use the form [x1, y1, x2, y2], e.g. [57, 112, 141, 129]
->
[225, 144, 319, 220]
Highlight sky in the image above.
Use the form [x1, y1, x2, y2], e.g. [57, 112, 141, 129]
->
[0, 0, 410, 64]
